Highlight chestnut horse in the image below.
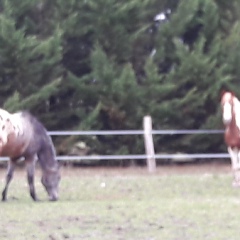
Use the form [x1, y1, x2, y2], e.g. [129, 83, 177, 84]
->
[221, 91, 240, 187]
[0, 109, 60, 201]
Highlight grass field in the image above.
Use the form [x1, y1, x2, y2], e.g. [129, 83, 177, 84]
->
[0, 163, 240, 240]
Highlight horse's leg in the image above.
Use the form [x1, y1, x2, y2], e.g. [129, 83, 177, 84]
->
[236, 149, 240, 185]
[228, 147, 238, 169]
[228, 147, 240, 186]
[25, 156, 38, 201]
[2, 160, 16, 201]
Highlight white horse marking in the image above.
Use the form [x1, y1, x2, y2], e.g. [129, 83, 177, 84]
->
[228, 147, 239, 170]
[223, 102, 232, 124]
[11, 113, 24, 136]
[0, 109, 13, 146]
[233, 98, 240, 131]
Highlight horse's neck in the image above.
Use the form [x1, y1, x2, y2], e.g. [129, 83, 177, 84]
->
[38, 133, 58, 170]
[226, 98, 240, 135]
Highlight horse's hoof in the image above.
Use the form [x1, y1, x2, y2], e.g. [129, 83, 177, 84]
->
[49, 197, 58, 202]
[31, 195, 39, 202]
[2, 194, 7, 201]
[30, 192, 38, 202]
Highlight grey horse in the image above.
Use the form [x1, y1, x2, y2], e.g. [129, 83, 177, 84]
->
[0, 109, 60, 201]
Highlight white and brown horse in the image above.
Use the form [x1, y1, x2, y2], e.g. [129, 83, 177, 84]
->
[221, 91, 240, 186]
[0, 109, 60, 201]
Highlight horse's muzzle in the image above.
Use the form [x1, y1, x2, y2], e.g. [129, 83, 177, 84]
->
[49, 190, 58, 201]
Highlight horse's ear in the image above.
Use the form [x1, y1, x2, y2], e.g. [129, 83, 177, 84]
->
[220, 90, 226, 97]
[220, 90, 227, 100]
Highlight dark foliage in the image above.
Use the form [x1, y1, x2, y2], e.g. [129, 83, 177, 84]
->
[0, 0, 240, 163]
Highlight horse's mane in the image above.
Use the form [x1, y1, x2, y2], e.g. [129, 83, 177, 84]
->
[19, 111, 57, 170]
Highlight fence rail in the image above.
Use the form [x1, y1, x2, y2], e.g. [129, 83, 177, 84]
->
[55, 153, 229, 161]
[48, 129, 224, 136]
[0, 128, 228, 164]
[0, 153, 231, 162]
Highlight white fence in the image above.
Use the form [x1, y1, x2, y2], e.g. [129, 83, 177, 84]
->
[49, 128, 227, 162]
[0, 116, 228, 172]
[48, 129, 224, 136]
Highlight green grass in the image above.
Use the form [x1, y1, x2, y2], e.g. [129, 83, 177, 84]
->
[0, 167, 240, 240]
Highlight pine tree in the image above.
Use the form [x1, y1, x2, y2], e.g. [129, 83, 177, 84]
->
[0, 1, 63, 129]
[1, 0, 240, 162]
[59, 44, 144, 156]
[142, 0, 234, 154]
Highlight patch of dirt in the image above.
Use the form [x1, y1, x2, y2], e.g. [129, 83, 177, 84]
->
[0, 161, 231, 178]
[59, 161, 231, 177]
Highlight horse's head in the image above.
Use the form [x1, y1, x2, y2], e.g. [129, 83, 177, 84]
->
[41, 165, 61, 201]
[221, 91, 238, 125]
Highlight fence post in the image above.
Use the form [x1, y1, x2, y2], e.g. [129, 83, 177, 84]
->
[143, 115, 156, 173]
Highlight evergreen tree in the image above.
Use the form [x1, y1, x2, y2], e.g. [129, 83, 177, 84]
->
[143, 0, 233, 154]
[0, 0, 240, 163]
[59, 44, 144, 156]
[0, 1, 63, 128]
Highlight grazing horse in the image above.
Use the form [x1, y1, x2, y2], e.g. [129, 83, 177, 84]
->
[0, 109, 60, 201]
[221, 91, 240, 187]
